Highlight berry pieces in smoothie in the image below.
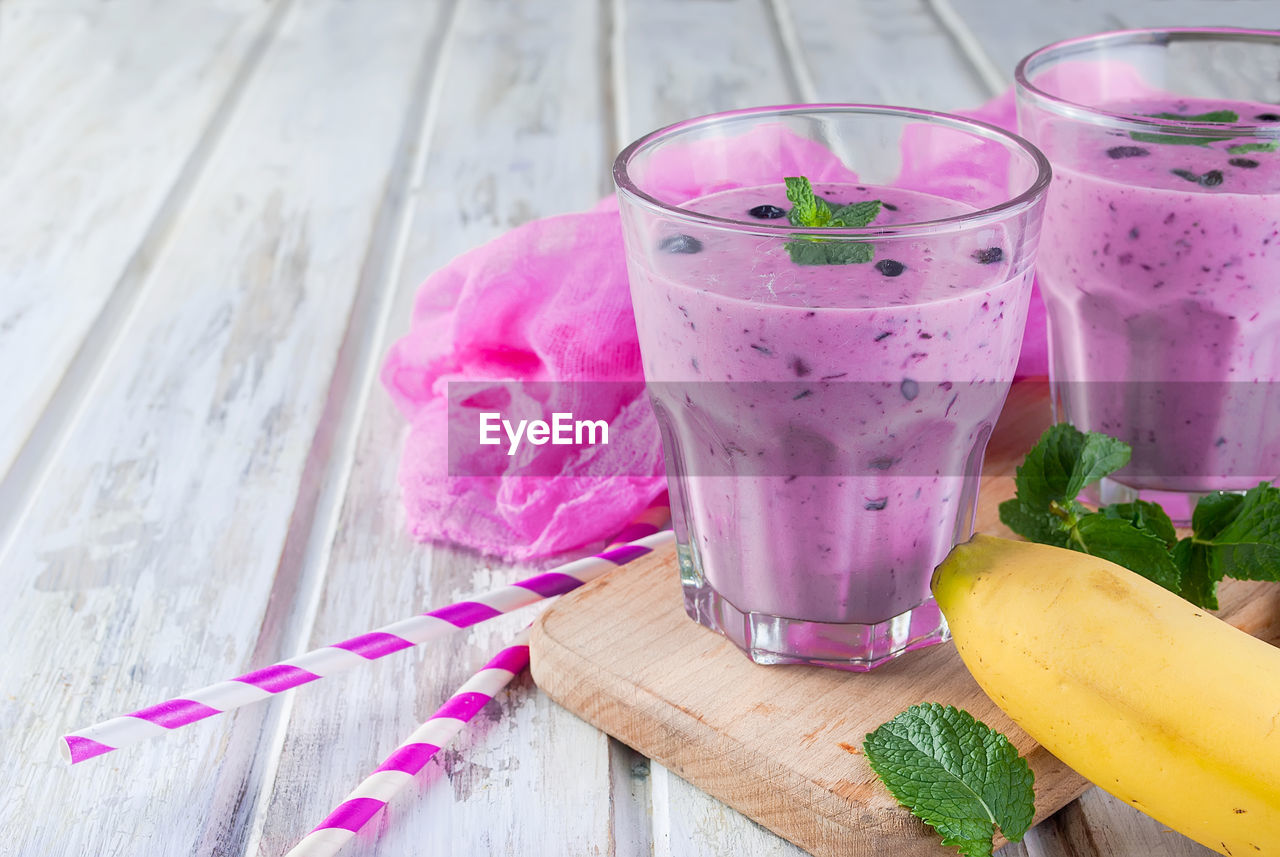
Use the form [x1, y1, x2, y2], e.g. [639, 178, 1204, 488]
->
[1255, 112, 1280, 121]
[1230, 157, 1261, 169]
[875, 259, 906, 277]
[748, 204, 786, 219]
[660, 234, 703, 254]
[972, 247, 1003, 264]
[900, 378, 920, 401]
[1107, 145, 1150, 159]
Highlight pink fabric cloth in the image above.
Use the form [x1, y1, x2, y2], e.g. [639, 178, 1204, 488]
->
[382, 94, 1048, 560]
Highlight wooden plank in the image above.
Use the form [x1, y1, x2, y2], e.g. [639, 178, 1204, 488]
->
[0, 2, 446, 854]
[616, 0, 797, 147]
[780, 0, 990, 109]
[0, 0, 274, 480]
[248, 0, 627, 854]
[938, 0, 1280, 86]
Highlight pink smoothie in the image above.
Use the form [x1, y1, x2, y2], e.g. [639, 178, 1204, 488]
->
[1037, 97, 1280, 492]
[626, 182, 1032, 625]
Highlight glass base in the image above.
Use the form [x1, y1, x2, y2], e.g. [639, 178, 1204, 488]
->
[680, 577, 950, 672]
[1090, 476, 1220, 526]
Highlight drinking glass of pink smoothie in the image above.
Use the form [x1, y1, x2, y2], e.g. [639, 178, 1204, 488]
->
[1017, 29, 1280, 521]
[613, 105, 1050, 670]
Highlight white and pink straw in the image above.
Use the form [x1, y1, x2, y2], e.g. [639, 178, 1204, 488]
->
[62, 494, 670, 764]
[284, 629, 532, 857]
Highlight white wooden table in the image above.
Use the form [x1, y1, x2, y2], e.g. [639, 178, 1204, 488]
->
[3, 2, 1277, 855]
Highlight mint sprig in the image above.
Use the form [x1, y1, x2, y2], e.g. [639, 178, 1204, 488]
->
[1227, 141, 1279, 155]
[1129, 108, 1238, 148]
[783, 176, 881, 265]
[863, 703, 1035, 857]
[999, 423, 1280, 609]
[1143, 109, 1239, 123]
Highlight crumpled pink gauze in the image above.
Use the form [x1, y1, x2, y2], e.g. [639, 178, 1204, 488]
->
[383, 95, 1054, 560]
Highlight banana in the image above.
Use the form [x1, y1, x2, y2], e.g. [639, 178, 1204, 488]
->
[932, 534, 1280, 856]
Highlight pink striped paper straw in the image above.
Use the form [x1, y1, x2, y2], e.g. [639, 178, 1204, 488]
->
[284, 629, 532, 857]
[62, 493, 670, 764]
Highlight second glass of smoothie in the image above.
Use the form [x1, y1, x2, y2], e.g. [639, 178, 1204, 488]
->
[614, 105, 1050, 670]
[1017, 29, 1280, 520]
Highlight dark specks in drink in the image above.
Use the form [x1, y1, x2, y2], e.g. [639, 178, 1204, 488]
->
[1255, 113, 1280, 121]
[869, 456, 895, 471]
[972, 247, 1003, 264]
[874, 331, 892, 342]
[748, 204, 787, 219]
[1128, 226, 1140, 239]
[789, 356, 811, 377]
[690, 357, 699, 373]
[750, 343, 773, 356]
[660, 234, 703, 254]
[793, 389, 813, 400]
[881, 202, 898, 211]
[1215, 436, 1228, 447]
[875, 259, 906, 277]
[864, 497, 888, 511]
[1106, 145, 1150, 159]
[1229, 157, 1260, 169]
[900, 378, 919, 401]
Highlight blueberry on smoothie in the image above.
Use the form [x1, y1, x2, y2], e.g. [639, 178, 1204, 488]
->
[875, 259, 906, 277]
[1255, 113, 1280, 121]
[900, 378, 919, 401]
[660, 234, 703, 254]
[748, 204, 786, 219]
[1200, 169, 1225, 187]
[1230, 157, 1261, 169]
[1107, 145, 1150, 159]
[972, 247, 1003, 264]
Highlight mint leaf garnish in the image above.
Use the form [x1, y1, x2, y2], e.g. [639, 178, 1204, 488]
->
[1143, 109, 1239, 123]
[1227, 141, 1280, 155]
[1129, 132, 1218, 147]
[1002, 423, 1280, 609]
[784, 176, 831, 228]
[783, 176, 879, 266]
[1129, 110, 1241, 148]
[830, 200, 882, 228]
[863, 703, 1035, 857]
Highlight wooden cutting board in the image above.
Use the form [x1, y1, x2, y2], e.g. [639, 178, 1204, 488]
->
[528, 380, 1280, 857]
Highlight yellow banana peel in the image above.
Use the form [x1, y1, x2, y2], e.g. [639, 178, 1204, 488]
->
[933, 534, 1280, 856]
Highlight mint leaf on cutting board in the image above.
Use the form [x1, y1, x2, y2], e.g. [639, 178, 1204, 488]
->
[1010, 422, 1130, 511]
[1193, 482, 1280, 582]
[1000, 423, 1280, 610]
[863, 703, 1035, 857]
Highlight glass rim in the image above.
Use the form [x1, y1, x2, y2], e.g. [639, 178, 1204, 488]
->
[1015, 27, 1280, 138]
[611, 103, 1052, 240]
